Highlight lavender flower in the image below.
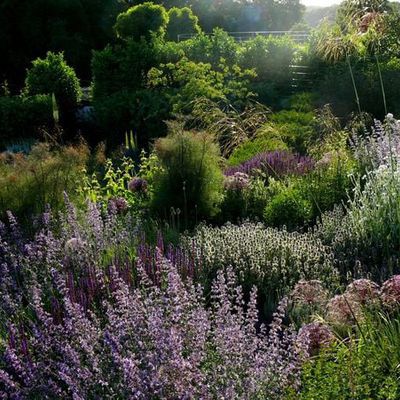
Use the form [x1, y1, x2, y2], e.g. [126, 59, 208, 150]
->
[0, 206, 304, 398]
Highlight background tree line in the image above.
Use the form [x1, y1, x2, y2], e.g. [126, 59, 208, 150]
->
[0, 0, 304, 91]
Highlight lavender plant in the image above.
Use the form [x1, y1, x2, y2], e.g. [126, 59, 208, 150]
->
[0, 252, 301, 398]
[225, 150, 315, 180]
[316, 116, 400, 279]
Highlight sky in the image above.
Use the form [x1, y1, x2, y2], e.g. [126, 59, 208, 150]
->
[301, 0, 341, 6]
[301, 0, 400, 6]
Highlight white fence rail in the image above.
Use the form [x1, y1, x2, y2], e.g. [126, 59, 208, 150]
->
[177, 31, 310, 43]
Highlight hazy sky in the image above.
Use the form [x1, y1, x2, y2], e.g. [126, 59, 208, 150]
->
[301, 0, 399, 6]
[301, 0, 341, 6]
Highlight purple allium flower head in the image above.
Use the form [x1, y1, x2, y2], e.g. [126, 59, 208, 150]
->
[380, 275, 400, 308]
[225, 150, 314, 178]
[345, 279, 380, 305]
[108, 197, 129, 214]
[128, 177, 148, 194]
[291, 280, 329, 308]
[224, 172, 250, 191]
[64, 237, 86, 254]
[297, 322, 335, 357]
[326, 294, 362, 326]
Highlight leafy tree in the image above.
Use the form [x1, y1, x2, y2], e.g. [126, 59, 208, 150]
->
[114, 2, 169, 41]
[91, 38, 171, 146]
[0, 0, 124, 88]
[24, 52, 81, 110]
[166, 7, 201, 41]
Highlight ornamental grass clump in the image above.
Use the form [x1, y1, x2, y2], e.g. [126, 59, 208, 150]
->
[152, 129, 224, 225]
[181, 222, 339, 317]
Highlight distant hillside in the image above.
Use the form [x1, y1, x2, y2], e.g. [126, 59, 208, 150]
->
[304, 5, 339, 27]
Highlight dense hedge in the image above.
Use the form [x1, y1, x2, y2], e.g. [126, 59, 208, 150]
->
[0, 94, 52, 146]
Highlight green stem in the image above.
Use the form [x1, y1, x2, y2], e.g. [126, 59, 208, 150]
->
[375, 53, 388, 116]
[347, 55, 362, 116]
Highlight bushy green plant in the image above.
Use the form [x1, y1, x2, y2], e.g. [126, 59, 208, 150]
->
[0, 94, 52, 145]
[240, 35, 296, 83]
[227, 134, 288, 166]
[152, 128, 224, 225]
[293, 312, 400, 400]
[166, 7, 201, 42]
[304, 151, 355, 219]
[78, 151, 161, 214]
[0, 143, 88, 222]
[268, 110, 316, 154]
[148, 57, 255, 114]
[263, 183, 313, 229]
[219, 176, 269, 222]
[181, 222, 338, 318]
[91, 36, 174, 145]
[24, 52, 81, 110]
[181, 28, 239, 69]
[114, 2, 169, 41]
[288, 92, 316, 113]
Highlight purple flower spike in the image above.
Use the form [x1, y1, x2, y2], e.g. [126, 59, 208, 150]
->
[225, 150, 314, 178]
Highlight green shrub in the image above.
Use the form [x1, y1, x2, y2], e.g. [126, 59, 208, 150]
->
[263, 183, 313, 229]
[181, 28, 239, 69]
[288, 92, 316, 113]
[227, 134, 288, 166]
[114, 2, 169, 41]
[91, 38, 178, 145]
[152, 128, 223, 225]
[148, 57, 255, 113]
[166, 7, 201, 42]
[304, 151, 355, 220]
[25, 52, 81, 110]
[239, 35, 296, 83]
[219, 176, 269, 222]
[0, 143, 88, 222]
[269, 110, 316, 154]
[0, 95, 52, 146]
